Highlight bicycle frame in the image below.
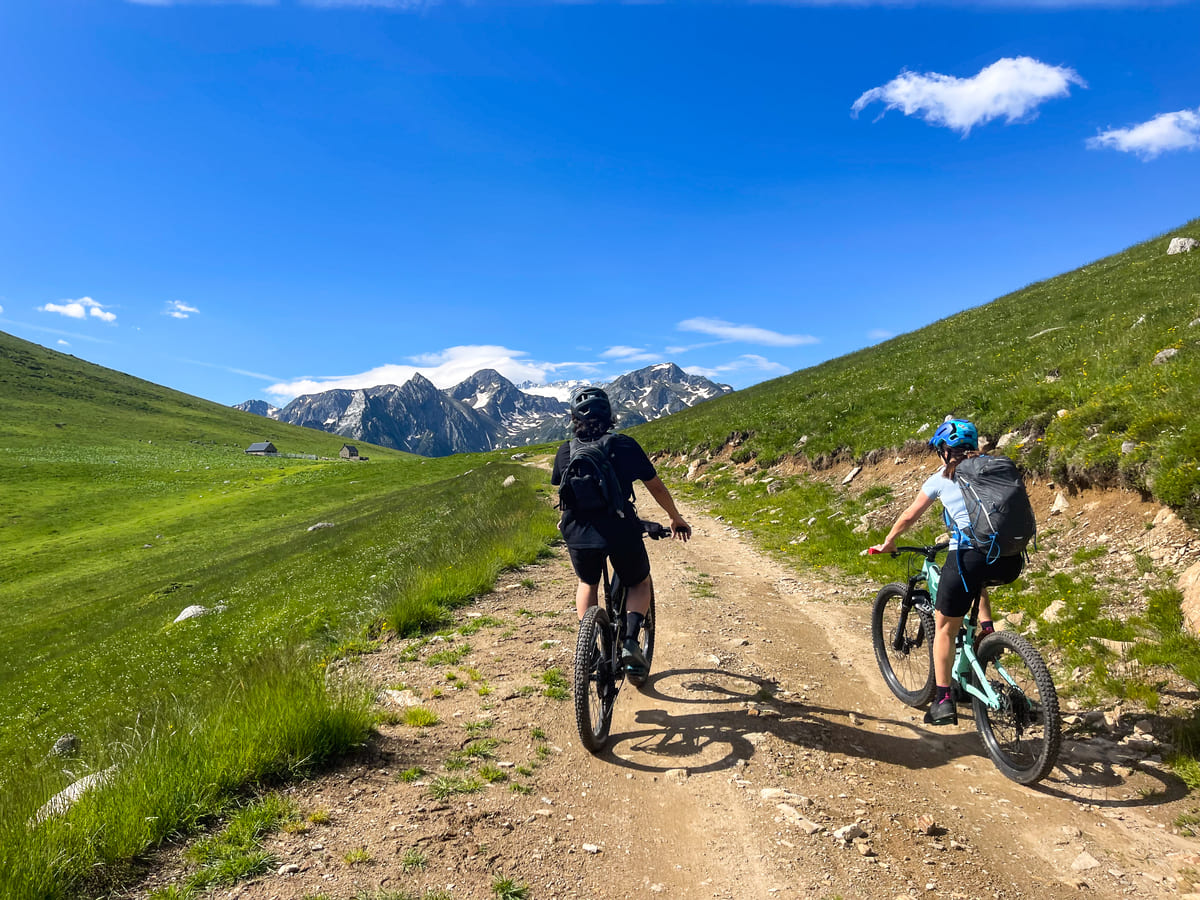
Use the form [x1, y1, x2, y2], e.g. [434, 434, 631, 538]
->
[896, 548, 1010, 713]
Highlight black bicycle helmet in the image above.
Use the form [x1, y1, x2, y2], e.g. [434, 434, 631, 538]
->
[570, 387, 613, 426]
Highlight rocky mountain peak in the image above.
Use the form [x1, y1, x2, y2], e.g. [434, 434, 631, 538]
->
[237, 362, 733, 457]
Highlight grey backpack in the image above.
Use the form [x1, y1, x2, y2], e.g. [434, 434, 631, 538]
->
[951, 455, 1037, 559]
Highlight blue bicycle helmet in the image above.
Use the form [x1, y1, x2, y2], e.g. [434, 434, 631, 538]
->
[929, 418, 978, 451]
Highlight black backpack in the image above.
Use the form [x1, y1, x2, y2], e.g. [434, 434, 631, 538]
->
[950, 455, 1037, 559]
[559, 435, 627, 519]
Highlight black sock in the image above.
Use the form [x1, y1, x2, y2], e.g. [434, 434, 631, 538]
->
[935, 684, 952, 704]
[625, 612, 644, 643]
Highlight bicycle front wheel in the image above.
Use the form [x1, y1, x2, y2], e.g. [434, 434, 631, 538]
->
[971, 631, 1061, 785]
[627, 585, 656, 689]
[871, 582, 935, 707]
[574, 605, 617, 753]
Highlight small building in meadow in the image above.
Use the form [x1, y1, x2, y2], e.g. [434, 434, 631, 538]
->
[340, 444, 367, 461]
[245, 441, 277, 455]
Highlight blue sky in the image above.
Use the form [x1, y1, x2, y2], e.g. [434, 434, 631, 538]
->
[2, 0, 1198, 406]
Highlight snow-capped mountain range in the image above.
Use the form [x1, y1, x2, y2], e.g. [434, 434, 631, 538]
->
[234, 363, 731, 457]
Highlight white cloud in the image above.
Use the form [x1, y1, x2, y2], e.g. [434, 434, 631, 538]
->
[57, 339, 70, 347]
[852, 57, 1085, 135]
[165, 300, 200, 319]
[602, 345, 662, 364]
[267, 345, 559, 402]
[868, 328, 895, 341]
[677, 317, 818, 347]
[684, 355, 789, 378]
[0, 305, 4, 315]
[38, 297, 117, 324]
[1087, 107, 1200, 160]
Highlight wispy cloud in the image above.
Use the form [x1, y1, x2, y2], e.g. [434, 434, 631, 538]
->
[267, 344, 558, 402]
[1087, 107, 1200, 160]
[38, 297, 117, 323]
[165, 300, 200, 319]
[602, 345, 662, 364]
[868, 328, 894, 341]
[678, 317, 818, 347]
[852, 57, 1085, 135]
[0, 304, 4, 316]
[684, 354, 789, 379]
[57, 339, 70, 347]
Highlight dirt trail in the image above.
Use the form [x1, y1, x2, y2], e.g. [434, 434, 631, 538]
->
[142, 489, 1199, 900]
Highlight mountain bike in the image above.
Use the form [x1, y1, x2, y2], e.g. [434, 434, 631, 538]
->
[573, 520, 670, 753]
[868, 543, 1061, 785]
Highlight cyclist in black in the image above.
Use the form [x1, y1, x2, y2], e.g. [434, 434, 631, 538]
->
[551, 387, 691, 678]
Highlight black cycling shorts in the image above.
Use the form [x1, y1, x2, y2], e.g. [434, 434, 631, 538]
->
[935, 547, 1024, 618]
[568, 539, 651, 589]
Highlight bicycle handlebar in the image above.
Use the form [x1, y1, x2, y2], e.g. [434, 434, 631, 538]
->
[868, 542, 950, 559]
[642, 520, 670, 540]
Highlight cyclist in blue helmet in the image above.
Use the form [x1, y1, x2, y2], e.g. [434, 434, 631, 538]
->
[870, 417, 1024, 726]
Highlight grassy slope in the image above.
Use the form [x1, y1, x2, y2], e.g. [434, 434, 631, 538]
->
[629, 221, 1200, 741]
[0, 332, 560, 897]
[634, 219, 1200, 521]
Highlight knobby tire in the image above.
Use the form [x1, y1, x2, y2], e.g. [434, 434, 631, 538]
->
[971, 630, 1061, 785]
[574, 605, 616, 753]
[871, 582, 936, 707]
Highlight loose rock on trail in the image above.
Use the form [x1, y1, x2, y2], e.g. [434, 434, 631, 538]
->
[138, 488, 1199, 900]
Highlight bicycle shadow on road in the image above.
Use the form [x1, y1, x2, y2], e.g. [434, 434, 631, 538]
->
[596, 666, 988, 779]
[600, 666, 1192, 811]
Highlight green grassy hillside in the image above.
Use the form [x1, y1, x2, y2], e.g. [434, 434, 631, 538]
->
[634, 219, 1200, 522]
[0, 331, 559, 898]
[628, 222, 1200, 777]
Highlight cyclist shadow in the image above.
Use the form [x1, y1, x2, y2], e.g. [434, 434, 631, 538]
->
[596, 666, 986, 777]
[1034, 732, 1192, 808]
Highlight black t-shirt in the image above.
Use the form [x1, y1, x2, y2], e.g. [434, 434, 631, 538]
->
[551, 433, 657, 549]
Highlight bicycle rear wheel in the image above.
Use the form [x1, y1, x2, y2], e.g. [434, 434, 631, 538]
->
[574, 605, 617, 753]
[971, 631, 1061, 785]
[871, 582, 936, 707]
[627, 585, 656, 689]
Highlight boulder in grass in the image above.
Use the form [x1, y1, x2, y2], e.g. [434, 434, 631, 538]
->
[1167, 237, 1197, 255]
[174, 605, 210, 623]
[50, 734, 80, 757]
[32, 766, 118, 824]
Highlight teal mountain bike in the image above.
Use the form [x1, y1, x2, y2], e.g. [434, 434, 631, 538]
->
[573, 520, 668, 753]
[869, 543, 1061, 785]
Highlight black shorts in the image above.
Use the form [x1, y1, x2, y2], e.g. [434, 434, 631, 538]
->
[935, 547, 1024, 618]
[568, 539, 651, 589]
